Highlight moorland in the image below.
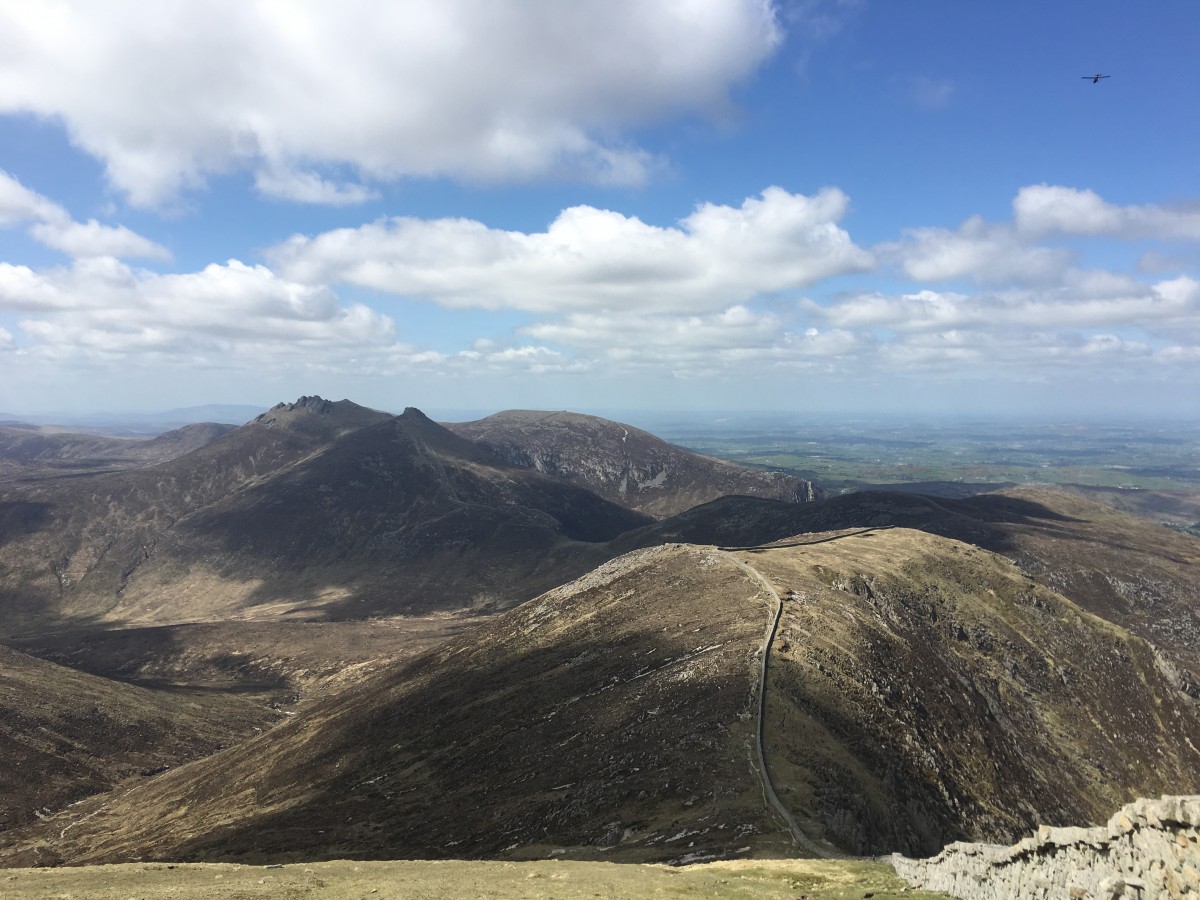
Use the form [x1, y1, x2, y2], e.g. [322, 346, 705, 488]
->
[0, 397, 1196, 896]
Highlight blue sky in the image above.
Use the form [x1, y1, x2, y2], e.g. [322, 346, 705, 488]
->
[1, 0, 1198, 419]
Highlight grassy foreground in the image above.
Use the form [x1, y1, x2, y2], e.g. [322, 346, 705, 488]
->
[0, 858, 942, 899]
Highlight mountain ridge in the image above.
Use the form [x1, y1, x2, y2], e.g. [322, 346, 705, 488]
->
[3, 528, 1195, 866]
[447, 409, 818, 518]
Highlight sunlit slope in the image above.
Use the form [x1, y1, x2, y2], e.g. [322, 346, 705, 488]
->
[6, 529, 1197, 865]
[731, 527, 1200, 855]
[620, 486, 1200, 677]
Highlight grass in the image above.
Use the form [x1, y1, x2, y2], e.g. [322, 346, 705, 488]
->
[0, 858, 944, 899]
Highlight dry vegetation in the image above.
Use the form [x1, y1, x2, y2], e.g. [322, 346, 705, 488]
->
[0, 858, 941, 899]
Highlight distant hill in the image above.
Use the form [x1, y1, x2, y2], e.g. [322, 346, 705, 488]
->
[446, 409, 818, 518]
[5, 529, 1196, 866]
[0, 422, 235, 483]
[0, 404, 265, 436]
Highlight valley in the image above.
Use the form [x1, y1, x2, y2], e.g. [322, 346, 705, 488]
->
[0, 397, 1196, 896]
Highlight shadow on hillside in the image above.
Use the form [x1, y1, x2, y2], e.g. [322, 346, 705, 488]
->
[95, 614, 858, 866]
[0, 500, 52, 545]
[616, 490, 1088, 561]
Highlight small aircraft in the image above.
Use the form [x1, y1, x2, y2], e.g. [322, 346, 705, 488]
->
[1082, 74, 1111, 83]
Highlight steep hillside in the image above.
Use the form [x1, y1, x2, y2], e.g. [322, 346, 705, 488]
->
[0, 543, 778, 866]
[0, 643, 272, 835]
[0, 398, 647, 632]
[6, 529, 1197, 866]
[447, 410, 818, 518]
[618, 486, 1200, 679]
[7, 616, 470, 706]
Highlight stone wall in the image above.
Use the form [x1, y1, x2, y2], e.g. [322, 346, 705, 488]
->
[890, 795, 1200, 899]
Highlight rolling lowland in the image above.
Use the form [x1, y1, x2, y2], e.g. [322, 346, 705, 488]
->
[0, 397, 1196, 893]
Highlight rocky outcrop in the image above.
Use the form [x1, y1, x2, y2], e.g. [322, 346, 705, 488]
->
[891, 795, 1200, 899]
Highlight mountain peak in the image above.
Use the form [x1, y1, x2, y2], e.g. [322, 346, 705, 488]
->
[253, 396, 392, 432]
[264, 395, 334, 416]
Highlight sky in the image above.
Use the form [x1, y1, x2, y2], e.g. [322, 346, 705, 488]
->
[1, 0, 1198, 420]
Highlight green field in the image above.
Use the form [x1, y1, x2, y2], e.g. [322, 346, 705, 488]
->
[0, 858, 942, 899]
[630, 414, 1200, 494]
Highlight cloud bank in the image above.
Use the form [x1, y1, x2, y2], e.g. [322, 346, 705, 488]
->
[2, 183, 1198, 405]
[0, 0, 782, 206]
[270, 187, 874, 313]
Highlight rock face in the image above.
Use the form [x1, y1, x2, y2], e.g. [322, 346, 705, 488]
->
[447, 410, 818, 518]
[891, 795, 1200, 900]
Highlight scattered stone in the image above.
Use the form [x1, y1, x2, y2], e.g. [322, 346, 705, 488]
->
[891, 795, 1200, 900]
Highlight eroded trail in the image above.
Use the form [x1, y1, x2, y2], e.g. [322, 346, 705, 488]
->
[719, 549, 835, 859]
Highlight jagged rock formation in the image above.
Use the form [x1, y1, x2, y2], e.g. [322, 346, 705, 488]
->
[891, 795, 1200, 899]
[447, 410, 818, 518]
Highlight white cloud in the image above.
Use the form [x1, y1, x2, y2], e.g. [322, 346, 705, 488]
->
[271, 186, 874, 313]
[29, 219, 171, 260]
[819, 276, 1198, 336]
[1014, 185, 1200, 240]
[254, 168, 381, 206]
[0, 170, 169, 259]
[519, 305, 867, 378]
[881, 216, 1071, 284]
[5, 258, 401, 365]
[0, 0, 782, 206]
[0, 170, 63, 226]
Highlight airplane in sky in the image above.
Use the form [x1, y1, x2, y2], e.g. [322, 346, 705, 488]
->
[1082, 73, 1111, 83]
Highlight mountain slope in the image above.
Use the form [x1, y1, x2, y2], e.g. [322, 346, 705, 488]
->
[6, 528, 1197, 866]
[447, 410, 818, 518]
[617, 486, 1200, 679]
[0, 398, 649, 632]
[0, 643, 272, 836]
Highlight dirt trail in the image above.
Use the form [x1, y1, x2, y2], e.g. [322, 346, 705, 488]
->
[720, 549, 836, 859]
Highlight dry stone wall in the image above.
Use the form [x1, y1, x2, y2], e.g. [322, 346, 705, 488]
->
[890, 795, 1200, 899]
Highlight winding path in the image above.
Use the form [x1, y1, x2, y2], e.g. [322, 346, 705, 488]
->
[720, 549, 835, 859]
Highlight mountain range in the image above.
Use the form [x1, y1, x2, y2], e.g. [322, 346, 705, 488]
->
[0, 395, 1195, 874]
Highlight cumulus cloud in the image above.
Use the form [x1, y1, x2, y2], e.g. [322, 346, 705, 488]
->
[3, 258, 399, 365]
[254, 168, 381, 206]
[819, 276, 1198, 335]
[1014, 185, 1200, 240]
[0, 170, 63, 225]
[518, 305, 867, 378]
[0, 170, 169, 259]
[882, 216, 1070, 284]
[29, 219, 171, 260]
[271, 187, 874, 313]
[0, 1, 782, 206]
